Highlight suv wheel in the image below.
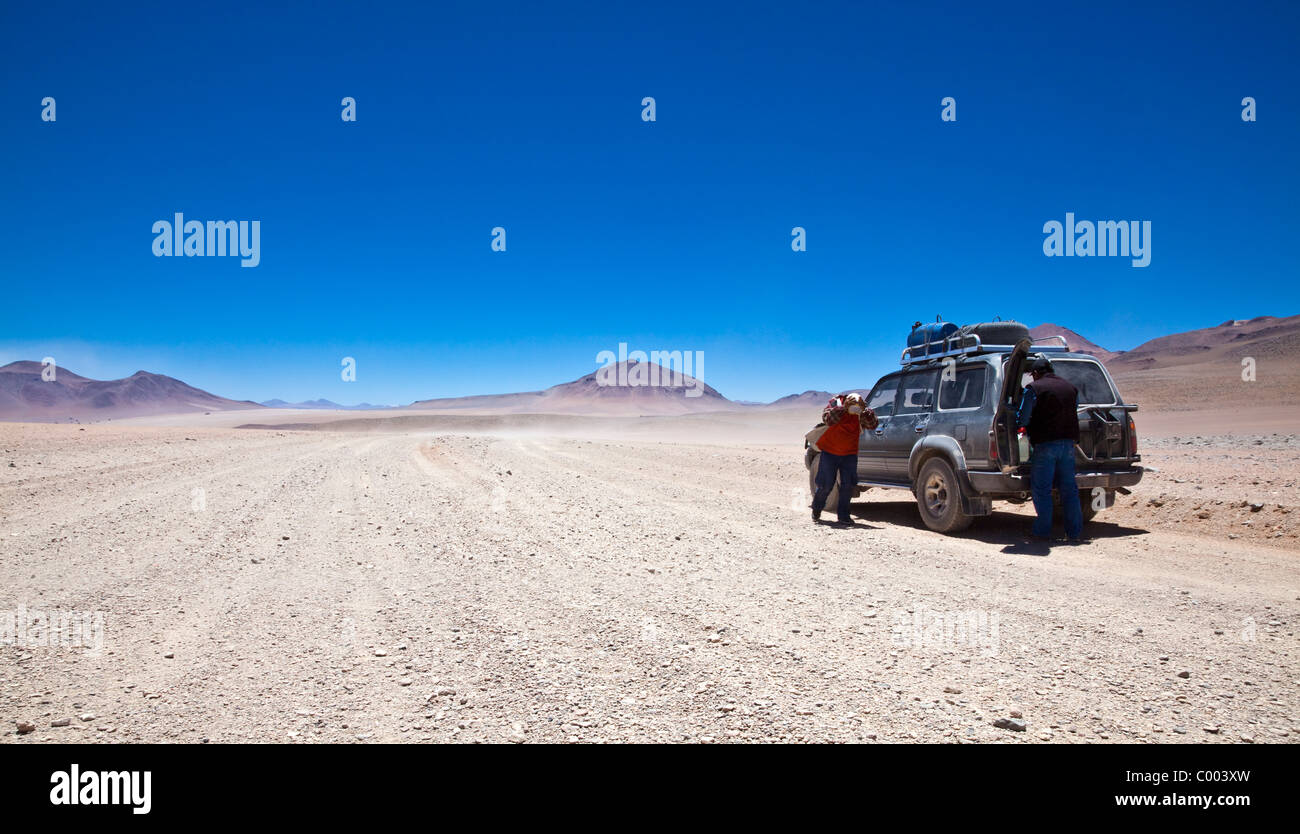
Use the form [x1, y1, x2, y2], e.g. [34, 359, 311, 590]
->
[916, 457, 974, 533]
[807, 452, 839, 513]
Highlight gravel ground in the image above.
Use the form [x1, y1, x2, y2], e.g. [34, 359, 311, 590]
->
[1, 423, 1296, 743]
[1102, 434, 1299, 549]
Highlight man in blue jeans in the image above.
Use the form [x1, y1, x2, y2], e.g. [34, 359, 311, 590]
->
[1016, 356, 1084, 543]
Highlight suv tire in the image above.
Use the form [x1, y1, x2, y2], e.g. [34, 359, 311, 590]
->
[807, 452, 839, 513]
[915, 456, 974, 533]
[959, 321, 1030, 347]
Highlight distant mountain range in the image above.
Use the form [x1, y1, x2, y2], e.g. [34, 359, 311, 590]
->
[403, 360, 734, 415]
[766, 390, 837, 408]
[1108, 315, 1300, 369]
[0, 361, 259, 422]
[260, 399, 394, 410]
[1103, 314, 1300, 411]
[1028, 316, 1300, 370]
[4, 315, 1296, 420]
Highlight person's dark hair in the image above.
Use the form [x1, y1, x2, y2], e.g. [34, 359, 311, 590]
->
[1028, 355, 1054, 375]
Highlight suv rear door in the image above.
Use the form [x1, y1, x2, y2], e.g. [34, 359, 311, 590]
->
[932, 362, 992, 466]
[993, 338, 1031, 472]
[1052, 358, 1140, 468]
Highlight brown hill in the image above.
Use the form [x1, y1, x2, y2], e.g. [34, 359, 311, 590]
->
[1110, 315, 1300, 369]
[1107, 315, 1300, 412]
[766, 390, 835, 410]
[0, 361, 262, 422]
[1029, 323, 1117, 363]
[405, 360, 737, 416]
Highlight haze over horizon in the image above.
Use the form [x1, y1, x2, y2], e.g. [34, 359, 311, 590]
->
[4, 1, 1297, 404]
[6, 314, 1298, 414]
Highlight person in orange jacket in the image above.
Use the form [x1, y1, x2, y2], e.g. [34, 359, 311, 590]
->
[812, 392, 877, 524]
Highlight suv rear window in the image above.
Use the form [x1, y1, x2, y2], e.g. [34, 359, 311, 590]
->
[939, 366, 986, 410]
[1053, 359, 1118, 405]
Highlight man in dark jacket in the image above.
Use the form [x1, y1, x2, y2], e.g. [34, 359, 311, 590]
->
[812, 393, 878, 525]
[1016, 356, 1084, 542]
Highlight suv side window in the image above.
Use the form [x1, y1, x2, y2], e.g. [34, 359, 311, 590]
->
[865, 376, 900, 419]
[938, 365, 987, 410]
[896, 370, 937, 415]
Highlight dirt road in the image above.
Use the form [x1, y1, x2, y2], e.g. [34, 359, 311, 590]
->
[2, 423, 1296, 743]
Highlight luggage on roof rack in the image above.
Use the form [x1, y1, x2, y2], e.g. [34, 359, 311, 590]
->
[959, 320, 1029, 346]
[900, 319, 1061, 365]
[907, 318, 959, 358]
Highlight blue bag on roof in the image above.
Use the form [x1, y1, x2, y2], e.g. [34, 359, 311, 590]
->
[907, 318, 959, 356]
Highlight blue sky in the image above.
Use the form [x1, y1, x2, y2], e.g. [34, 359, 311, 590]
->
[2, 1, 1297, 404]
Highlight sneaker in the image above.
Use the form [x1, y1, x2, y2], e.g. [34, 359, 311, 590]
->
[812, 509, 821, 522]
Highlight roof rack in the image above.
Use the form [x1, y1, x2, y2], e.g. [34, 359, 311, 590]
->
[900, 333, 1071, 366]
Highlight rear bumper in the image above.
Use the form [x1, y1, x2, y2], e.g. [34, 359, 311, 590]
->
[966, 466, 1144, 494]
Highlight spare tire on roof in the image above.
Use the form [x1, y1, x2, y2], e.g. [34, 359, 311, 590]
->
[959, 320, 1030, 347]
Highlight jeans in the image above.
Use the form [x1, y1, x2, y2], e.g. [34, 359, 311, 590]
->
[1029, 438, 1083, 539]
[813, 452, 857, 521]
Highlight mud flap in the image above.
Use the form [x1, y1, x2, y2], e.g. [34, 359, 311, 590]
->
[958, 471, 992, 516]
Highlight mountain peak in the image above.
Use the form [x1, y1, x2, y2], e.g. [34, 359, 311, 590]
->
[0, 362, 260, 422]
[1029, 323, 1117, 362]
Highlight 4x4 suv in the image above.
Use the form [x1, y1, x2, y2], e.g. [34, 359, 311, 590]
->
[804, 329, 1143, 533]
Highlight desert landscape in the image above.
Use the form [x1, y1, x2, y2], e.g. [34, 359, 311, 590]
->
[2, 318, 1297, 743]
